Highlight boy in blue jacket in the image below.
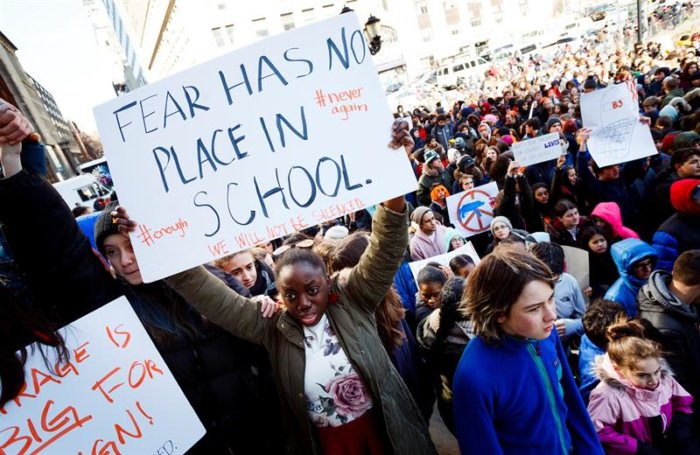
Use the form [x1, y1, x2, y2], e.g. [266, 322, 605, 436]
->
[453, 248, 603, 454]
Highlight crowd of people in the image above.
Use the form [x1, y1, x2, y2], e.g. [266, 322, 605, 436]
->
[0, 20, 700, 455]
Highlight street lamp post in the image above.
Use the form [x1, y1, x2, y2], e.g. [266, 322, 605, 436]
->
[340, 6, 382, 55]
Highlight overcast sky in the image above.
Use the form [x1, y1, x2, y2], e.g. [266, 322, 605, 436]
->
[0, 0, 116, 135]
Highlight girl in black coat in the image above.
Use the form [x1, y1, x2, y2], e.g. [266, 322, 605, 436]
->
[0, 139, 285, 454]
[578, 226, 619, 299]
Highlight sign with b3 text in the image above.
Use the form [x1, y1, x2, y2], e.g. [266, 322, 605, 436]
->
[0, 297, 205, 454]
[94, 13, 416, 282]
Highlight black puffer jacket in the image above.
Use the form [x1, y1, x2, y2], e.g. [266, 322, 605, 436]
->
[637, 271, 700, 419]
[0, 170, 285, 454]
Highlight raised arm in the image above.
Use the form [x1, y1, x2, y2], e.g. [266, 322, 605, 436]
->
[0, 142, 120, 324]
[164, 266, 273, 347]
[341, 197, 408, 314]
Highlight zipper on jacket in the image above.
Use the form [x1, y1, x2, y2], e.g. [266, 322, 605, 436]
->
[527, 343, 568, 454]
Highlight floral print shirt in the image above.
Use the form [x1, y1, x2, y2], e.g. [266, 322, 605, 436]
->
[303, 314, 373, 428]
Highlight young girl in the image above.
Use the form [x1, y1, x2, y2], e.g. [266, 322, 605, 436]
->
[453, 248, 602, 454]
[444, 228, 466, 252]
[415, 264, 448, 325]
[587, 318, 697, 454]
[546, 199, 587, 247]
[579, 226, 619, 299]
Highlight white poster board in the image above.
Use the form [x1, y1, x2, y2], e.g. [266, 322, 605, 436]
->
[580, 81, 657, 167]
[93, 13, 416, 282]
[446, 182, 499, 238]
[562, 245, 590, 291]
[408, 242, 481, 283]
[0, 297, 205, 454]
[512, 132, 563, 167]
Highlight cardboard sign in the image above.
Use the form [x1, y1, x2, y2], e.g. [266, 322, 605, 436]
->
[93, 13, 417, 282]
[562, 245, 591, 292]
[408, 242, 481, 283]
[446, 182, 499, 238]
[0, 297, 205, 454]
[512, 132, 563, 167]
[580, 82, 657, 167]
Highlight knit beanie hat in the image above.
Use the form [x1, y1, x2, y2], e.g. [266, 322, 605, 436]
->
[94, 202, 121, 256]
[661, 133, 678, 153]
[490, 216, 513, 235]
[424, 150, 440, 165]
[324, 225, 349, 242]
[457, 155, 476, 172]
[546, 116, 562, 132]
[411, 206, 432, 225]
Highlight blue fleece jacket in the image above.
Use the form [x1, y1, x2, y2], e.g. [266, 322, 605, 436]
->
[453, 331, 603, 455]
[578, 334, 604, 405]
[604, 238, 658, 317]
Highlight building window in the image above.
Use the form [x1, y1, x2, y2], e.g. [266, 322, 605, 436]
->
[253, 18, 269, 37]
[281, 13, 295, 31]
[212, 27, 225, 47]
[443, 0, 460, 25]
[470, 18, 482, 27]
[225, 24, 235, 43]
[415, 0, 428, 15]
[302, 8, 315, 23]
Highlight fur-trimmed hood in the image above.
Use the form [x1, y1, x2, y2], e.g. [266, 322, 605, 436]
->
[594, 353, 673, 398]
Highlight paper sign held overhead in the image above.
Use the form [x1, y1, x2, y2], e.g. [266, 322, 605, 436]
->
[512, 132, 563, 167]
[580, 81, 657, 168]
[94, 13, 417, 282]
[0, 297, 205, 455]
[446, 182, 499, 238]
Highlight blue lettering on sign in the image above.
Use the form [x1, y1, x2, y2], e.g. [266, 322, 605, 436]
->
[544, 140, 560, 148]
[459, 200, 485, 220]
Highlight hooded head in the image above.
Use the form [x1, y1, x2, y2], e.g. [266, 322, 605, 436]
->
[590, 202, 639, 240]
[443, 228, 466, 252]
[610, 238, 658, 287]
[670, 178, 700, 215]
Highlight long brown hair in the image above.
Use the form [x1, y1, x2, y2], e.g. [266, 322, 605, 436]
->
[329, 232, 406, 352]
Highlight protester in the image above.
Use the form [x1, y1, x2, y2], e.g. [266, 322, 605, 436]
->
[579, 225, 619, 299]
[213, 249, 277, 298]
[415, 264, 448, 324]
[578, 299, 626, 404]
[637, 250, 700, 431]
[453, 248, 602, 454]
[160, 196, 438, 454]
[653, 178, 700, 271]
[605, 238, 659, 317]
[410, 207, 449, 260]
[587, 317, 698, 454]
[546, 199, 587, 247]
[0, 132, 285, 454]
[416, 276, 471, 434]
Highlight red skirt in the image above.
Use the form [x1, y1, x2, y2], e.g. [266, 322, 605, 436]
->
[316, 410, 386, 455]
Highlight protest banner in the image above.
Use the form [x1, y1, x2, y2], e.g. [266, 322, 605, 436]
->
[562, 245, 590, 292]
[93, 13, 417, 282]
[511, 132, 563, 167]
[446, 182, 499, 238]
[408, 242, 481, 283]
[0, 297, 205, 454]
[580, 81, 657, 167]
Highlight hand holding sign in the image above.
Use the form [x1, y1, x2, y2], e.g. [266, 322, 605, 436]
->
[94, 13, 416, 282]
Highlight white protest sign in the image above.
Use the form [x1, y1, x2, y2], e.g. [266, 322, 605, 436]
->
[512, 132, 563, 167]
[0, 297, 205, 454]
[93, 13, 417, 282]
[580, 81, 657, 167]
[408, 242, 481, 283]
[562, 245, 590, 292]
[446, 182, 499, 238]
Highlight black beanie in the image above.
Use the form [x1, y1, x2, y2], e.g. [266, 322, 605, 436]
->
[94, 202, 121, 256]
